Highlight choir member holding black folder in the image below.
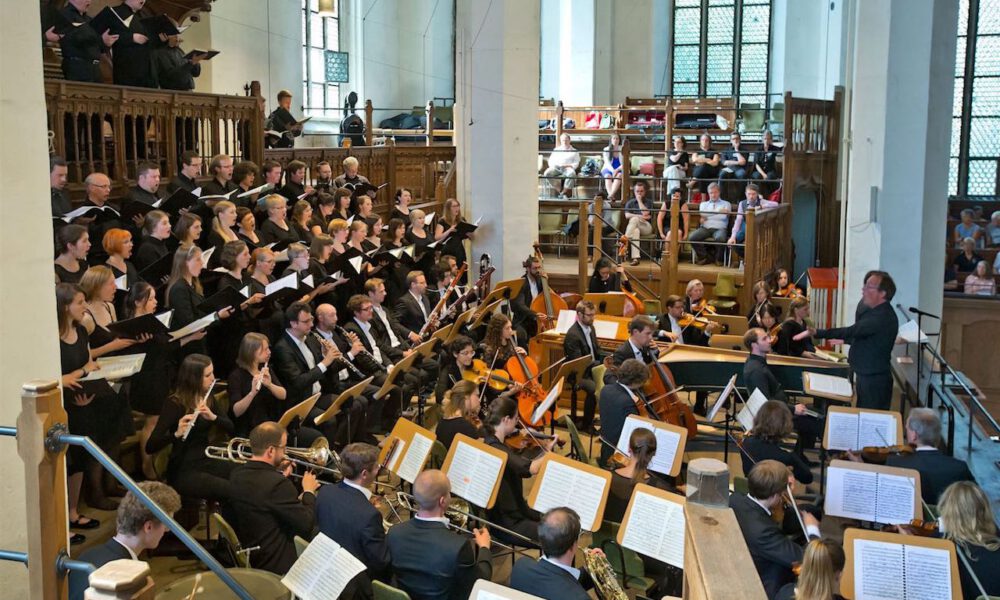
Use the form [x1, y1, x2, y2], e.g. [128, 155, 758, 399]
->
[97, 1, 154, 88]
[52, 0, 118, 83]
[133, 211, 171, 272]
[165, 246, 233, 356]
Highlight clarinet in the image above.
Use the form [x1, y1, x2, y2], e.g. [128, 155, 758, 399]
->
[310, 330, 366, 378]
[334, 325, 386, 372]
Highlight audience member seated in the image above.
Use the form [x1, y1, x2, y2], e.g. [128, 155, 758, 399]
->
[936, 481, 1000, 599]
[884, 407, 975, 505]
[986, 210, 1000, 247]
[718, 132, 749, 191]
[689, 133, 721, 193]
[601, 133, 624, 200]
[688, 182, 731, 265]
[774, 539, 846, 600]
[623, 180, 654, 265]
[953, 237, 983, 272]
[751, 130, 782, 192]
[543, 133, 581, 198]
[657, 186, 689, 243]
[68, 482, 181, 600]
[664, 135, 689, 192]
[954, 209, 984, 248]
[963, 260, 996, 296]
[728, 183, 778, 259]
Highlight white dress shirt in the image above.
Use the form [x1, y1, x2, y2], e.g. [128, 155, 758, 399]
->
[579, 323, 596, 358]
[542, 556, 582, 580]
[308, 328, 348, 381]
[287, 330, 327, 393]
[373, 304, 402, 348]
[354, 318, 385, 365]
[342, 478, 373, 500]
[410, 291, 429, 320]
[748, 495, 820, 540]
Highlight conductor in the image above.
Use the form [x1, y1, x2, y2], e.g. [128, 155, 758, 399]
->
[814, 271, 898, 410]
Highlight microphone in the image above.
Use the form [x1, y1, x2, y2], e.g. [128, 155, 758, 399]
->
[907, 306, 940, 320]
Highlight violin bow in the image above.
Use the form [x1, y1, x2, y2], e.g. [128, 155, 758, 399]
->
[730, 429, 810, 541]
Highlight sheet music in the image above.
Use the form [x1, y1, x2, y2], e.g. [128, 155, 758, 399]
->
[826, 411, 861, 451]
[471, 580, 546, 600]
[593, 319, 620, 339]
[707, 374, 737, 421]
[826, 466, 917, 524]
[281, 533, 366, 600]
[81, 354, 146, 381]
[200, 246, 215, 267]
[854, 539, 905, 600]
[736, 389, 768, 431]
[168, 312, 217, 341]
[154, 310, 173, 328]
[620, 490, 685, 568]
[554, 310, 577, 334]
[898, 320, 929, 344]
[447, 441, 502, 508]
[114, 274, 128, 291]
[265, 272, 298, 295]
[237, 183, 271, 198]
[531, 459, 607, 530]
[808, 372, 853, 397]
[874, 473, 919, 525]
[904, 545, 953, 600]
[396, 433, 433, 484]
[348, 256, 364, 274]
[424, 212, 435, 225]
[302, 274, 314, 288]
[615, 416, 682, 475]
[531, 379, 563, 424]
[857, 412, 898, 449]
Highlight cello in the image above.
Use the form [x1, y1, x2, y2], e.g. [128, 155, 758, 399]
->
[505, 338, 552, 428]
[645, 352, 699, 440]
[529, 243, 568, 332]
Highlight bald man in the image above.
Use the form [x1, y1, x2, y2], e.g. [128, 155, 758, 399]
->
[80, 172, 123, 260]
[510, 507, 596, 600]
[386, 470, 492, 600]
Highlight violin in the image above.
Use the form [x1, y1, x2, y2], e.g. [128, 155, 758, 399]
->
[689, 297, 717, 316]
[462, 358, 516, 392]
[505, 339, 552, 427]
[529, 242, 568, 332]
[504, 418, 565, 452]
[858, 444, 915, 465]
[776, 283, 804, 299]
[678, 312, 712, 330]
[880, 519, 939, 537]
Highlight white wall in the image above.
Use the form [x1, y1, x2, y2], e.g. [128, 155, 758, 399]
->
[771, 0, 845, 99]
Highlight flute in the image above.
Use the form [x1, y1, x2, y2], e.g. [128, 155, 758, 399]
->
[182, 379, 216, 441]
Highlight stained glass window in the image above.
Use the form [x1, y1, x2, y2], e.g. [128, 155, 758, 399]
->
[302, 0, 341, 118]
[670, 0, 772, 108]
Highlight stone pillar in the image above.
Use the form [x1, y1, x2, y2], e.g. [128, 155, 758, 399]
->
[0, 4, 62, 595]
[454, 0, 541, 279]
[840, 0, 957, 327]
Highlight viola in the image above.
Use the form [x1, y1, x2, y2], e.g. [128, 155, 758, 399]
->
[504, 420, 565, 452]
[461, 358, 516, 392]
[881, 519, 938, 537]
[678, 312, 711, 330]
[505, 339, 552, 427]
[529, 242, 568, 332]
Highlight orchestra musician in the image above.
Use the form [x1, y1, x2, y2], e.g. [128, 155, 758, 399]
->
[774, 539, 846, 600]
[386, 469, 492, 600]
[884, 408, 975, 505]
[774, 297, 820, 360]
[610, 315, 658, 368]
[587, 257, 624, 294]
[435, 380, 485, 450]
[481, 313, 524, 365]
[315, 442, 391, 586]
[509, 507, 597, 600]
[747, 281, 772, 329]
[742, 328, 823, 463]
[483, 397, 555, 543]
[227, 333, 293, 439]
[936, 481, 1000, 599]
[740, 401, 814, 486]
[511, 255, 546, 342]
[227, 421, 319, 575]
[364, 278, 425, 357]
[395, 271, 436, 337]
[597, 359, 649, 466]
[562, 300, 605, 432]
[730, 459, 821, 599]
[658, 294, 718, 414]
[813, 271, 898, 411]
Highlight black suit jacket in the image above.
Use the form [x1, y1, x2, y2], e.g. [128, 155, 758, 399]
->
[598, 383, 640, 464]
[371, 306, 414, 359]
[272, 331, 340, 402]
[394, 292, 433, 335]
[343, 320, 394, 369]
[886, 449, 976, 505]
[815, 301, 898, 375]
[315, 482, 391, 579]
[510, 557, 592, 600]
[386, 519, 492, 600]
[227, 460, 317, 575]
[743, 354, 787, 402]
[563, 322, 605, 374]
[730, 492, 804, 599]
[510, 274, 541, 329]
[69, 539, 132, 600]
[611, 340, 655, 367]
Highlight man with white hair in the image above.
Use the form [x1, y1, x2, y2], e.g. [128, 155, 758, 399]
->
[886, 408, 975, 504]
[543, 133, 581, 198]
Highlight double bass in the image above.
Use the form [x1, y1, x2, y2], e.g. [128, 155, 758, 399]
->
[529, 242, 568, 332]
[614, 236, 645, 317]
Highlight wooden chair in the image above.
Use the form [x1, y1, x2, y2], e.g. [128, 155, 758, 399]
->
[294, 535, 309, 557]
[642, 298, 662, 316]
[538, 210, 566, 256]
[374, 580, 412, 600]
[709, 273, 738, 314]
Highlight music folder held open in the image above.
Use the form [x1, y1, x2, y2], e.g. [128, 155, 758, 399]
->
[470, 579, 545, 600]
[822, 406, 903, 452]
[823, 460, 921, 525]
[527, 453, 611, 532]
[615, 414, 687, 476]
[842, 528, 962, 600]
[617, 484, 686, 569]
[378, 418, 436, 484]
[441, 434, 507, 509]
[281, 533, 366, 600]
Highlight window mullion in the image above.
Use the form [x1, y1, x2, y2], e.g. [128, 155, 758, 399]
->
[959, 0, 980, 198]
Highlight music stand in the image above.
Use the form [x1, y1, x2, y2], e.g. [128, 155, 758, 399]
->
[279, 392, 321, 446]
[582, 293, 628, 316]
[315, 377, 374, 425]
[445, 307, 476, 344]
[429, 323, 453, 346]
[704, 375, 739, 463]
[375, 350, 424, 424]
[469, 299, 504, 330]
[549, 355, 594, 424]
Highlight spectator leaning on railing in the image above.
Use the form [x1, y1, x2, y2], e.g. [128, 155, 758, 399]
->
[963, 261, 996, 296]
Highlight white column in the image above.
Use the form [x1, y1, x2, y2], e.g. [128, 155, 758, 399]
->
[455, 0, 541, 279]
[841, 0, 957, 325]
[0, 5, 61, 596]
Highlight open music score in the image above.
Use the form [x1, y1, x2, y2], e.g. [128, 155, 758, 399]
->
[736, 389, 768, 431]
[842, 529, 962, 600]
[552, 308, 628, 339]
[803, 371, 854, 401]
[824, 460, 921, 525]
[531, 377, 564, 425]
[282, 533, 367, 600]
[823, 406, 903, 451]
[617, 484, 686, 569]
[615, 415, 687, 476]
[527, 454, 611, 532]
[441, 434, 507, 509]
[80, 353, 146, 382]
[471, 580, 545, 600]
[378, 418, 436, 484]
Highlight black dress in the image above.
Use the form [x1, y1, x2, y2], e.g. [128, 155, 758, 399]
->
[134, 236, 169, 272]
[167, 279, 209, 356]
[228, 367, 286, 437]
[390, 207, 409, 222]
[258, 219, 300, 247]
[740, 435, 814, 485]
[60, 325, 99, 473]
[774, 320, 815, 358]
[483, 433, 541, 544]
[207, 273, 250, 375]
[145, 396, 235, 501]
[55, 260, 88, 284]
[435, 416, 481, 451]
[126, 330, 177, 416]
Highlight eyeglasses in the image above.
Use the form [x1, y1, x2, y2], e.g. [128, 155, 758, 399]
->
[297, 317, 314, 324]
[360, 306, 374, 312]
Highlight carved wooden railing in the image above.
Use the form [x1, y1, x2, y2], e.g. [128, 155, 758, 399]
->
[263, 145, 457, 220]
[45, 78, 264, 200]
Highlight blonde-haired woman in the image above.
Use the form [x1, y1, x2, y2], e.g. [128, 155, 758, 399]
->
[775, 538, 846, 600]
[207, 200, 240, 266]
[937, 481, 1000, 598]
[258, 193, 300, 246]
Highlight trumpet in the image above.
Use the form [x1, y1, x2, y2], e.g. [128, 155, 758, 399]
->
[204, 436, 342, 479]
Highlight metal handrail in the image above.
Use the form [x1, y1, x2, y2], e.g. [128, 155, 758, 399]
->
[0, 427, 253, 600]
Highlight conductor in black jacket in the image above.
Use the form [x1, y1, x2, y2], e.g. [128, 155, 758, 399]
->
[814, 271, 899, 410]
[387, 469, 492, 600]
[68, 482, 181, 600]
[315, 443, 391, 584]
[562, 300, 605, 432]
[395, 271, 436, 336]
[886, 407, 975, 505]
[598, 359, 649, 466]
[228, 422, 319, 575]
[510, 507, 596, 600]
[730, 460, 821, 599]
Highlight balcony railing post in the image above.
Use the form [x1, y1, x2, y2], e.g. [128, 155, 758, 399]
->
[578, 200, 589, 294]
[555, 101, 564, 141]
[591, 195, 604, 267]
[16, 380, 69, 600]
[425, 101, 434, 147]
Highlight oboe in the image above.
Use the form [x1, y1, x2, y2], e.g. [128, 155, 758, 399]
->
[334, 324, 385, 371]
[310, 330, 366, 378]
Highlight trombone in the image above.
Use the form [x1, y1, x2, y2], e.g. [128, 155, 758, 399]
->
[204, 436, 343, 480]
[393, 491, 537, 552]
